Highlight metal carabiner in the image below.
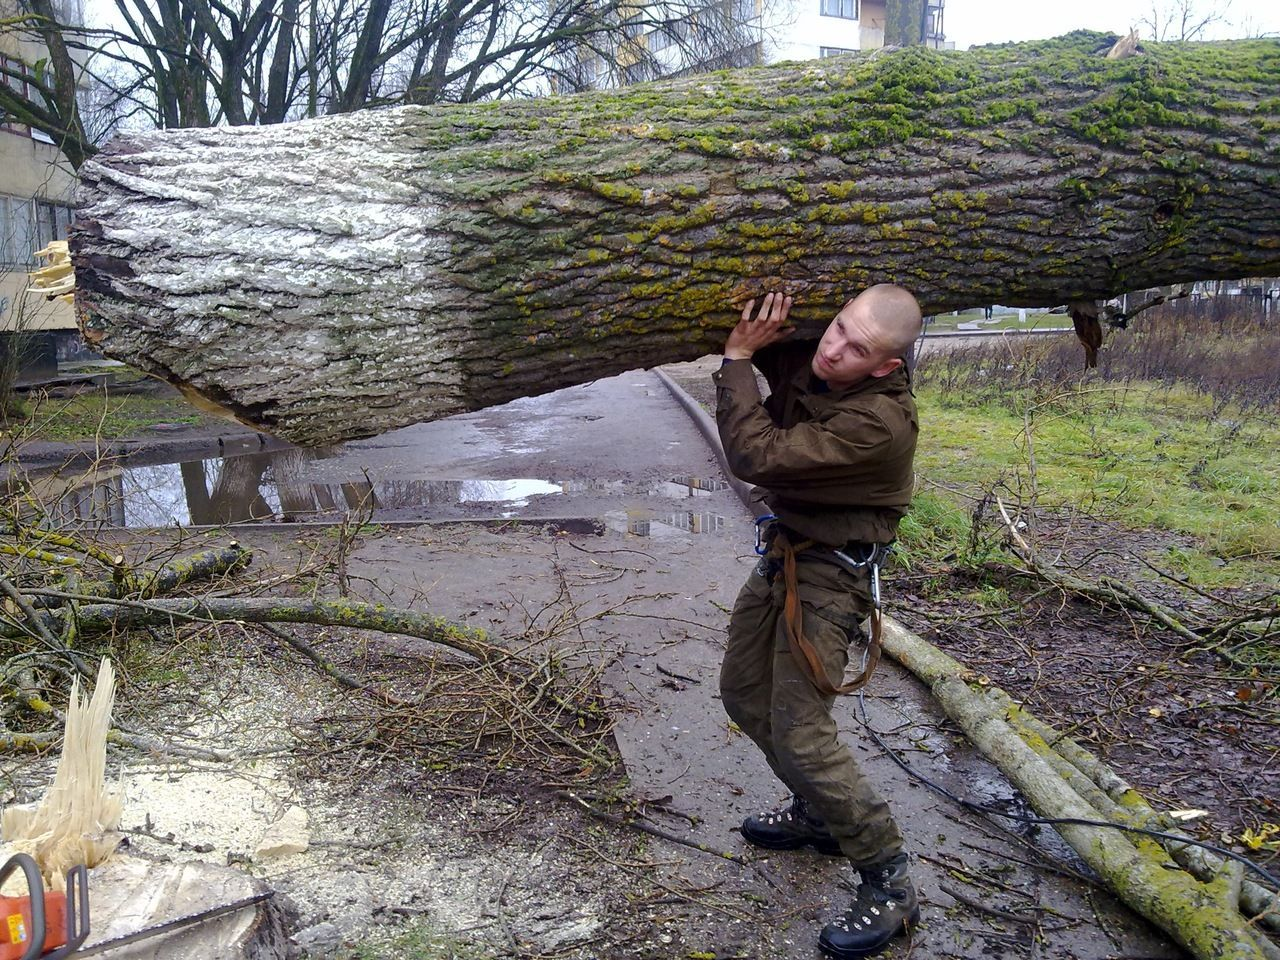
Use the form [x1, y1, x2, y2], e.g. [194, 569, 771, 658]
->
[753, 514, 777, 556]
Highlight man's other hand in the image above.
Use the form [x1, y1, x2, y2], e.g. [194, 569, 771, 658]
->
[725, 292, 796, 361]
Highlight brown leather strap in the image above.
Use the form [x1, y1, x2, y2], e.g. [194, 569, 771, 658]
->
[773, 530, 882, 697]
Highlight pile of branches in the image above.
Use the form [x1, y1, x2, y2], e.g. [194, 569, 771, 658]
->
[986, 493, 1280, 669]
[0, 486, 617, 779]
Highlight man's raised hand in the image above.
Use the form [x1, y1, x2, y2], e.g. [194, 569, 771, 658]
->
[724, 292, 796, 361]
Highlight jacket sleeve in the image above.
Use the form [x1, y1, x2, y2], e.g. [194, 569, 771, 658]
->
[712, 359, 899, 488]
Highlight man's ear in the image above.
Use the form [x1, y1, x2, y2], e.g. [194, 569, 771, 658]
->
[870, 356, 903, 378]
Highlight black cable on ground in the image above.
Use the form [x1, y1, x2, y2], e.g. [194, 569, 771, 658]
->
[854, 689, 1280, 892]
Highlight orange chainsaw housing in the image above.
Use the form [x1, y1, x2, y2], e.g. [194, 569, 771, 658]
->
[1, 889, 67, 960]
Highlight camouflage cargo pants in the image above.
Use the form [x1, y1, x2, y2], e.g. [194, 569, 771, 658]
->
[720, 553, 904, 866]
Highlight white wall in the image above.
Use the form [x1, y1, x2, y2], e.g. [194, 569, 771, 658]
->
[763, 0, 866, 62]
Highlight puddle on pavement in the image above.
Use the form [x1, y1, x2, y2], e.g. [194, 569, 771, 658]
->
[963, 770, 1093, 874]
[604, 508, 728, 539]
[20, 446, 734, 528]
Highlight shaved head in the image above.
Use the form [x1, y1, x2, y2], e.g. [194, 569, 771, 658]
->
[813, 283, 924, 388]
[849, 284, 923, 359]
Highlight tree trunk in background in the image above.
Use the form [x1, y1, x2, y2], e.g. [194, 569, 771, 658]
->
[884, 0, 926, 47]
[72, 33, 1280, 445]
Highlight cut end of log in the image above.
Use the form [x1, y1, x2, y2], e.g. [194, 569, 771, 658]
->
[1105, 29, 1144, 60]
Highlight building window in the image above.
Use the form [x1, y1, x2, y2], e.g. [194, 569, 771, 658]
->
[648, 26, 674, 52]
[1, 54, 32, 136]
[820, 46, 857, 57]
[0, 195, 71, 267]
[819, 0, 858, 19]
[0, 195, 35, 267]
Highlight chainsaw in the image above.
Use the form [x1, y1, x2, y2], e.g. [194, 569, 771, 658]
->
[1, 853, 270, 959]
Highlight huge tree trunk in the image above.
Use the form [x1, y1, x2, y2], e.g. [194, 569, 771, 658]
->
[71, 33, 1280, 445]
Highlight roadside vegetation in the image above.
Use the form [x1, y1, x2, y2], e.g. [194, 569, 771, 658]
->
[905, 303, 1280, 587]
[2, 369, 220, 446]
[895, 301, 1279, 877]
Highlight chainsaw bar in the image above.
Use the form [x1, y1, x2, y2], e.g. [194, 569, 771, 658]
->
[74, 892, 273, 957]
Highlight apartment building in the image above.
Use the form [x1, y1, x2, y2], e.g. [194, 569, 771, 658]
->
[559, 0, 948, 92]
[1, 0, 82, 374]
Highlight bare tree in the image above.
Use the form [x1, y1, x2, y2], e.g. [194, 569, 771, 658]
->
[0, 0, 93, 167]
[1, 0, 776, 170]
[550, 0, 773, 92]
[1139, 0, 1230, 41]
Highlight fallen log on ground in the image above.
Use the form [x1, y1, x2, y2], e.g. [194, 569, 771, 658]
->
[16, 594, 502, 664]
[878, 616, 1280, 960]
[23, 544, 252, 605]
[71, 33, 1280, 444]
[991, 687, 1280, 931]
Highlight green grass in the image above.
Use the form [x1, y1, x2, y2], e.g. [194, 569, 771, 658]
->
[910, 380, 1280, 586]
[894, 488, 972, 569]
[10, 391, 214, 442]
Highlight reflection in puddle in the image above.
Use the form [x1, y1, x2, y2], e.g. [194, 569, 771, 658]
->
[608, 509, 727, 539]
[458, 479, 562, 505]
[20, 447, 735, 529]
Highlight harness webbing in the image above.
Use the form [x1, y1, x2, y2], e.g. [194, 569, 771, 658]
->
[771, 529, 883, 697]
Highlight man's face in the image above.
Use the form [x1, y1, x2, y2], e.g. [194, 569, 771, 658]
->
[811, 297, 903, 389]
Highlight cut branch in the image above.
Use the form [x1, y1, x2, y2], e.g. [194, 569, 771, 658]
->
[878, 616, 1279, 959]
[19, 594, 503, 664]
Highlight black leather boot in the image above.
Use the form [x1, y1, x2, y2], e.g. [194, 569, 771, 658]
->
[740, 795, 842, 855]
[818, 853, 919, 958]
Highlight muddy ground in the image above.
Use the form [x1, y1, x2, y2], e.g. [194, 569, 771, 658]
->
[3, 359, 1276, 960]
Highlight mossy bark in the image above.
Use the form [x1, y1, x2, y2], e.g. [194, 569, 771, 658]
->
[33, 545, 253, 603]
[72, 33, 1280, 444]
[993, 688, 1280, 931]
[879, 617, 1279, 960]
[18, 596, 501, 664]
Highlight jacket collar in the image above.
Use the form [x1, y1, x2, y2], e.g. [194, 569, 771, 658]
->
[797, 359, 912, 399]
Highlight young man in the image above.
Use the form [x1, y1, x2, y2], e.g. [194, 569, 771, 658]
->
[712, 284, 923, 959]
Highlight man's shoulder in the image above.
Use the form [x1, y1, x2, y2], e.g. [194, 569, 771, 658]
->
[825, 374, 917, 434]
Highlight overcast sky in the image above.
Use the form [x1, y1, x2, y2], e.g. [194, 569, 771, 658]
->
[944, 0, 1278, 49]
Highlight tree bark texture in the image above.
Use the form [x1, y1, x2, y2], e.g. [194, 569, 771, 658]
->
[71, 33, 1280, 444]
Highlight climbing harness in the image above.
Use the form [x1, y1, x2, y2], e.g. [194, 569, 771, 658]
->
[759, 522, 892, 697]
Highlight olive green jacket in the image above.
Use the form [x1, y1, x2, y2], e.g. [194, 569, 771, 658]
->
[712, 341, 918, 546]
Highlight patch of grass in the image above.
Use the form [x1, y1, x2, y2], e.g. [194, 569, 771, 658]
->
[15, 391, 214, 442]
[911, 310, 1280, 588]
[925, 311, 1062, 333]
[342, 921, 496, 959]
[894, 488, 971, 569]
